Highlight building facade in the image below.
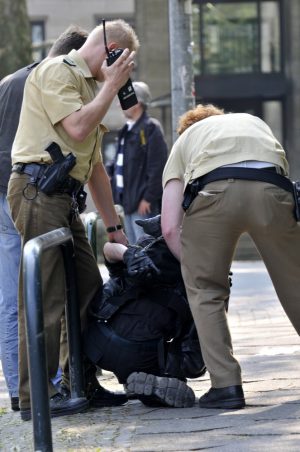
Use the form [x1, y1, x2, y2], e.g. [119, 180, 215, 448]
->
[25, 0, 300, 256]
[26, 0, 300, 173]
[191, 0, 300, 180]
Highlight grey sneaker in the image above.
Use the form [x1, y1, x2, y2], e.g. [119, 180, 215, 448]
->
[126, 372, 195, 408]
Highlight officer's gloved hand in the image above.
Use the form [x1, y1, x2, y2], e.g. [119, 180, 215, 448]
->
[123, 245, 161, 281]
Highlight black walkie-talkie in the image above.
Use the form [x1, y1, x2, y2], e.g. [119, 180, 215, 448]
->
[102, 19, 138, 110]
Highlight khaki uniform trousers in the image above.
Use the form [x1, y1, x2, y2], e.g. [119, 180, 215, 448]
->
[181, 179, 300, 388]
[7, 173, 102, 410]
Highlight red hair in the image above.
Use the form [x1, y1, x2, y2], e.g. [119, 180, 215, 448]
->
[177, 104, 224, 135]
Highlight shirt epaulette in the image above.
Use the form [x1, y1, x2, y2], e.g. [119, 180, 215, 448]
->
[63, 57, 76, 67]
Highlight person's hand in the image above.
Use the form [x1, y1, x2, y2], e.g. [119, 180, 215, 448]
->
[101, 48, 136, 92]
[138, 199, 151, 215]
[106, 229, 129, 246]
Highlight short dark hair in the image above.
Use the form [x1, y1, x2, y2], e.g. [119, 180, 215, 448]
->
[48, 25, 88, 57]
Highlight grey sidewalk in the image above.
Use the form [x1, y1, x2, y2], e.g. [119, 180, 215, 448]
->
[1, 261, 300, 451]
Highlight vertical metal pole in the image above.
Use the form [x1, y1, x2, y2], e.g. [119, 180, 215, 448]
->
[23, 241, 53, 452]
[23, 228, 88, 451]
[168, 0, 195, 143]
[61, 241, 85, 398]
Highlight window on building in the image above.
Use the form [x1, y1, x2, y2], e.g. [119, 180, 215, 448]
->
[192, 0, 281, 75]
[31, 21, 46, 62]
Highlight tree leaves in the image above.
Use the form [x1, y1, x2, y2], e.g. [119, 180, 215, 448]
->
[0, 0, 32, 79]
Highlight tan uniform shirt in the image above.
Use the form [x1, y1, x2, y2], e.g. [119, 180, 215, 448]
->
[163, 113, 289, 190]
[12, 49, 107, 183]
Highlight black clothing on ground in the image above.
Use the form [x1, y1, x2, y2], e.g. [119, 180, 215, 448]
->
[83, 217, 206, 384]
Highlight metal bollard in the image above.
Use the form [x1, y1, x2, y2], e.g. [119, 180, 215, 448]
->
[23, 227, 86, 452]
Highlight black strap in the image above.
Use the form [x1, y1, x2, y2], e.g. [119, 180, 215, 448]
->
[183, 166, 294, 212]
[95, 286, 139, 320]
[194, 167, 293, 194]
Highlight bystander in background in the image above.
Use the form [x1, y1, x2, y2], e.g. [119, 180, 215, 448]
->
[109, 81, 168, 244]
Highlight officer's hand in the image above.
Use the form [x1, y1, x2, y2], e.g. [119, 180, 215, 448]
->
[123, 245, 161, 281]
[101, 49, 136, 91]
[107, 229, 129, 246]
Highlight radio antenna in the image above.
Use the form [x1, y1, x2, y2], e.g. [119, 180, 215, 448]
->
[102, 19, 109, 56]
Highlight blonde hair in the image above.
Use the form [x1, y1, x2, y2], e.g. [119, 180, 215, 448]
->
[177, 103, 224, 135]
[101, 19, 140, 52]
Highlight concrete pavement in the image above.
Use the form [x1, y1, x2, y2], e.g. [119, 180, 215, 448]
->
[1, 260, 300, 451]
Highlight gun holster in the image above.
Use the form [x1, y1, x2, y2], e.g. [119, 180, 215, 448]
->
[37, 142, 77, 195]
[182, 180, 201, 211]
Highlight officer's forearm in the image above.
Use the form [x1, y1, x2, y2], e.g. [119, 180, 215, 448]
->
[161, 179, 184, 262]
[61, 81, 118, 142]
[88, 162, 121, 228]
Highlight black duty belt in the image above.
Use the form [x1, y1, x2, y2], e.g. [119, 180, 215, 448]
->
[182, 167, 294, 212]
[12, 162, 82, 195]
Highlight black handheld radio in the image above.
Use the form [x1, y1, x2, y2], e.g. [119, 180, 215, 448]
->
[102, 19, 138, 110]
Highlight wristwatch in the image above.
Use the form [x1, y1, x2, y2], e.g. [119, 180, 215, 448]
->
[106, 224, 123, 233]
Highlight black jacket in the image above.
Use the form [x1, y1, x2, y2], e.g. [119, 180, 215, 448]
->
[111, 111, 168, 214]
[0, 63, 39, 194]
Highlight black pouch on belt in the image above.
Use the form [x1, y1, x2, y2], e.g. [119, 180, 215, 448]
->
[37, 142, 76, 195]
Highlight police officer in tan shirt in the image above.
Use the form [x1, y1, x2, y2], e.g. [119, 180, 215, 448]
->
[8, 20, 139, 421]
[161, 103, 300, 410]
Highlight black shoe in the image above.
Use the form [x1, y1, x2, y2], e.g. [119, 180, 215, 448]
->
[199, 385, 245, 409]
[126, 372, 195, 408]
[20, 392, 89, 421]
[11, 397, 20, 411]
[89, 385, 128, 408]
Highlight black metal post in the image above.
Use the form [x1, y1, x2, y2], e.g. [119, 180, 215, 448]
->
[23, 237, 52, 452]
[23, 227, 86, 452]
[61, 241, 85, 398]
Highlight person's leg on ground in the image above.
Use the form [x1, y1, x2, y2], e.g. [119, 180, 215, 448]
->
[68, 216, 128, 408]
